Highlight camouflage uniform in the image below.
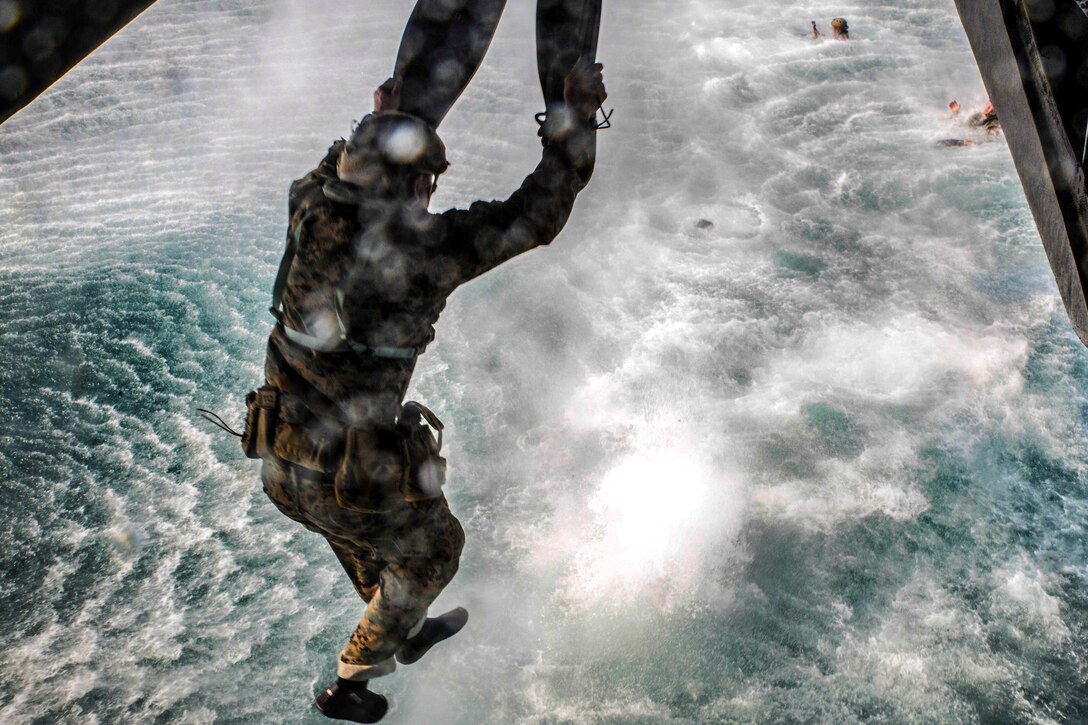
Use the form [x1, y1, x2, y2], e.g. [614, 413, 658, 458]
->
[260, 116, 596, 680]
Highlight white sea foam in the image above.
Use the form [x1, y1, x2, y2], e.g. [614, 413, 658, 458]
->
[991, 557, 1071, 646]
[748, 314, 1029, 411]
[817, 573, 1059, 724]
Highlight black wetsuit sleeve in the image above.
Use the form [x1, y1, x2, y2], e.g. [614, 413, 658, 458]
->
[436, 118, 596, 285]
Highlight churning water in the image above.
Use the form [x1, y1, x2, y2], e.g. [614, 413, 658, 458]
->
[2, 0, 1086, 722]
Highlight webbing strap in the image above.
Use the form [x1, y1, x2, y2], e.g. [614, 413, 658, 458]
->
[280, 323, 343, 353]
[346, 340, 420, 359]
[280, 321, 420, 359]
[269, 212, 311, 320]
[401, 400, 444, 450]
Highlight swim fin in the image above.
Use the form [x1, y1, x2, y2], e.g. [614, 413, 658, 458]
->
[535, 0, 603, 112]
[316, 678, 389, 724]
[395, 607, 469, 665]
[393, 0, 507, 128]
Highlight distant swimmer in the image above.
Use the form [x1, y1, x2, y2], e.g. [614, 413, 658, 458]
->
[967, 98, 1000, 134]
[939, 98, 1000, 147]
[947, 97, 1000, 133]
[812, 21, 821, 39]
[832, 17, 849, 39]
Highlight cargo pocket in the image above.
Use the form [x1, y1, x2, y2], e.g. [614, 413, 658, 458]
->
[271, 394, 342, 473]
[272, 422, 341, 473]
[260, 458, 303, 521]
[334, 424, 409, 513]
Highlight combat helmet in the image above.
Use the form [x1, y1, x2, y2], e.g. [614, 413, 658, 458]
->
[341, 111, 448, 185]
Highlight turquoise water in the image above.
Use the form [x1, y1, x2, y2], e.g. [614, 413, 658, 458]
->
[1, 0, 1086, 722]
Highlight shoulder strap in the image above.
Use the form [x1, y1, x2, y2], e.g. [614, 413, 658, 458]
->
[269, 211, 313, 321]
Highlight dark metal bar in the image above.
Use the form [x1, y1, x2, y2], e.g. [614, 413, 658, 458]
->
[953, 0, 1088, 346]
[0, 0, 158, 126]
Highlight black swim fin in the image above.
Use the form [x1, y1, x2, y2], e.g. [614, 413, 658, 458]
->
[395, 607, 469, 665]
[316, 678, 389, 724]
[393, 0, 507, 128]
[535, 0, 603, 112]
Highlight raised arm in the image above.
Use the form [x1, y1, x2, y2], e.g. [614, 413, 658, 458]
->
[436, 60, 607, 285]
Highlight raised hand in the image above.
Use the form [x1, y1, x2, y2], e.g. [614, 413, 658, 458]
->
[373, 77, 402, 113]
[563, 57, 606, 121]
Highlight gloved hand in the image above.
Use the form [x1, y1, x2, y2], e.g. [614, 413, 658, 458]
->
[563, 57, 606, 121]
[373, 77, 402, 113]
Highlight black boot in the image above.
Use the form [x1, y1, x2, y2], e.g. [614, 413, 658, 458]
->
[315, 677, 389, 723]
[395, 607, 469, 665]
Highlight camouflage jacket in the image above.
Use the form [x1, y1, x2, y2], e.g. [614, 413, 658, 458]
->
[265, 119, 596, 425]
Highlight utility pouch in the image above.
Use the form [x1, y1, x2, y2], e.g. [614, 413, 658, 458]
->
[269, 392, 341, 472]
[242, 386, 279, 460]
[397, 401, 447, 502]
[334, 424, 410, 513]
[273, 421, 341, 473]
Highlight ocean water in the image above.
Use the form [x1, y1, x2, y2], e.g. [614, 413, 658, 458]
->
[2, 0, 1086, 722]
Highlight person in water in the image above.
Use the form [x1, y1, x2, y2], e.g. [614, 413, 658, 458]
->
[950, 98, 998, 130]
[939, 97, 1000, 147]
[832, 17, 849, 39]
[248, 57, 605, 723]
[967, 98, 1000, 134]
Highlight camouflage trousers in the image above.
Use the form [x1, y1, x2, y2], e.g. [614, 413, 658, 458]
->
[261, 458, 464, 680]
